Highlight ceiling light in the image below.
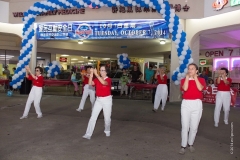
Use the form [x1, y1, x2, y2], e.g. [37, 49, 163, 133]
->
[78, 40, 83, 44]
[81, 56, 87, 58]
[160, 40, 166, 45]
[61, 54, 69, 57]
[102, 58, 110, 60]
[71, 58, 78, 60]
[89, 60, 96, 62]
[78, 61, 84, 63]
[37, 57, 41, 59]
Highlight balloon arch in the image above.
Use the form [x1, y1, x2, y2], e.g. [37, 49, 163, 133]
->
[10, 0, 193, 88]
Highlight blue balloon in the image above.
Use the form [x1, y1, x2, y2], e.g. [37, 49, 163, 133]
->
[172, 31, 177, 37]
[181, 32, 186, 38]
[187, 49, 192, 55]
[173, 25, 178, 31]
[174, 20, 179, 26]
[172, 36, 176, 41]
[164, 16, 170, 22]
[183, 59, 189, 64]
[180, 37, 186, 42]
[179, 42, 184, 48]
[177, 48, 183, 54]
[185, 54, 190, 59]
[178, 52, 181, 57]
[165, 10, 170, 16]
[165, 4, 170, 11]
[174, 15, 179, 22]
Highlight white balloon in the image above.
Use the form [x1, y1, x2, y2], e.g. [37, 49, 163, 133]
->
[176, 67, 180, 71]
[183, 45, 188, 51]
[132, 1, 136, 6]
[177, 76, 181, 81]
[20, 79, 24, 82]
[23, 57, 27, 61]
[160, 9, 165, 14]
[52, 3, 56, 8]
[123, 57, 127, 61]
[184, 68, 188, 73]
[17, 82, 21, 86]
[181, 73, 186, 77]
[179, 55, 185, 60]
[168, 23, 174, 28]
[158, 0, 163, 4]
[189, 58, 194, 63]
[22, 68, 26, 72]
[169, 28, 173, 33]
[19, 60, 24, 65]
[177, 29, 182, 34]
[15, 74, 19, 78]
[112, 0, 116, 3]
[176, 34, 181, 39]
[161, 3, 166, 9]
[47, 74, 50, 77]
[19, 71, 23, 75]
[144, 0, 150, 4]
[169, 18, 174, 23]
[174, 80, 180, 85]
[117, 54, 120, 58]
[84, 3, 89, 7]
[170, 9, 175, 13]
[149, 2, 153, 7]
[184, 41, 189, 46]
[13, 84, 17, 89]
[181, 51, 187, 56]
[17, 63, 21, 67]
[116, 1, 120, 6]
[52, 61, 57, 64]
[175, 44, 179, 49]
[179, 60, 183, 64]
[175, 39, 180, 44]
[54, 71, 58, 75]
[177, 73, 181, 77]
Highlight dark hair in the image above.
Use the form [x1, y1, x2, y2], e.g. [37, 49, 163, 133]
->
[71, 69, 75, 73]
[85, 65, 92, 70]
[35, 67, 43, 74]
[122, 68, 126, 71]
[13, 67, 16, 70]
[208, 79, 214, 84]
[100, 65, 110, 75]
[221, 67, 228, 75]
[149, 65, 153, 68]
[188, 63, 198, 70]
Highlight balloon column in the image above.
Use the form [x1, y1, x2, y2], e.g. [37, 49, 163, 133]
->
[46, 61, 62, 78]
[10, 0, 193, 88]
[117, 53, 131, 69]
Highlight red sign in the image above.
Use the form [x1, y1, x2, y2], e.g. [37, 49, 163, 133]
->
[59, 57, 67, 62]
[203, 86, 238, 107]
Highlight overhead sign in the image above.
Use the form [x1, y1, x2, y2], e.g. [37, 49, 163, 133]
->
[212, 0, 228, 10]
[36, 20, 169, 40]
[231, 0, 240, 6]
[200, 48, 240, 58]
[199, 59, 207, 65]
[59, 57, 67, 62]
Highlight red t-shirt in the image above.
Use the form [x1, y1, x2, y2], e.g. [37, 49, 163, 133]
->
[83, 75, 89, 85]
[180, 77, 206, 100]
[216, 77, 232, 91]
[157, 74, 167, 84]
[93, 77, 111, 97]
[27, 74, 43, 87]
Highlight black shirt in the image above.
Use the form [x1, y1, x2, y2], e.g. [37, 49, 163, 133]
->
[130, 70, 142, 82]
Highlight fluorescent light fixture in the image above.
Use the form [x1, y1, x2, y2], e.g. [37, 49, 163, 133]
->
[214, 58, 229, 71]
[78, 40, 83, 44]
[88, 62, 92, 65]
[81, 56, 88, 58]
[78, 61, 84, 63]
[37, 57, 41, 59]
[102, 58, 110, 60]
[71, 58, 78, 60]
[89, 60, 96, 62]
[61, 54, 69, 57]
[160, 40, 166, 45]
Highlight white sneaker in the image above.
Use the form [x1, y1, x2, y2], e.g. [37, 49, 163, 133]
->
[76, 109, 81, 112]
[179, 148, 185, 155]
[161, 108, 164, 112]
[224, 121, 228, 125]
[37, 115, 42, 118]
[214, 123, 218, 127]
[106, 133, 110, 137]
[189, 146, 195, 153]
[20, 116, 28, 120]
[82, 134, 91, 140]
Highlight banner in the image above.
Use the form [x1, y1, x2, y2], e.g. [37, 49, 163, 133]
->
[203, 86, 238, 107]
[36, 20, 169, 40]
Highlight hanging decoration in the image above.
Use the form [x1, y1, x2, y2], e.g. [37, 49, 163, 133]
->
[10, 0, 193, 88]
[117, 53, 131, 69]
[46, 61, 62, 78]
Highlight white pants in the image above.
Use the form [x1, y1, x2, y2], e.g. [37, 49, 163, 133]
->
[214, 91, 231, 124]
[85, 95, 112, 137]
[23, 86, 43, 117]
[181, 99, 202, 147]
[78, 84, 96, 110]
[121, 84, 128, 95]
[154, 84, 168, 110]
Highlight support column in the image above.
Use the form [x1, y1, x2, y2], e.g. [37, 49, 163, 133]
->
[169, 42, 181, 102]
[29, 23, 37, 71]
[51, 53, 56, 62]
[190, 35, 200, 66]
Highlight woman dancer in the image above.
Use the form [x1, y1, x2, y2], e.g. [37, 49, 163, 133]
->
[152, 67, 168, 112]
[214, 68, 232, 127]
[82, 66, 112, 139]
[71, 69, 81, 96]
[20, 66, 44, 119]
[76, 66, 95, 112]
[179, 63, 206, 154]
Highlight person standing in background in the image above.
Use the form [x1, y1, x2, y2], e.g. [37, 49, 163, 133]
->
[199, 71, 208, 84]
[71, 69, 81, 96]
[3, 65, 10, 80]
[120, 68, 129, 96]
[179, 63, 206, 155]
[76, 66, 96, 112]
[214, 68, 232, 127]
[20, 66, 44, 119]
[145, 65, 154, 83]
[152, 67, 168, 112]
[130, 65, 142, 82]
